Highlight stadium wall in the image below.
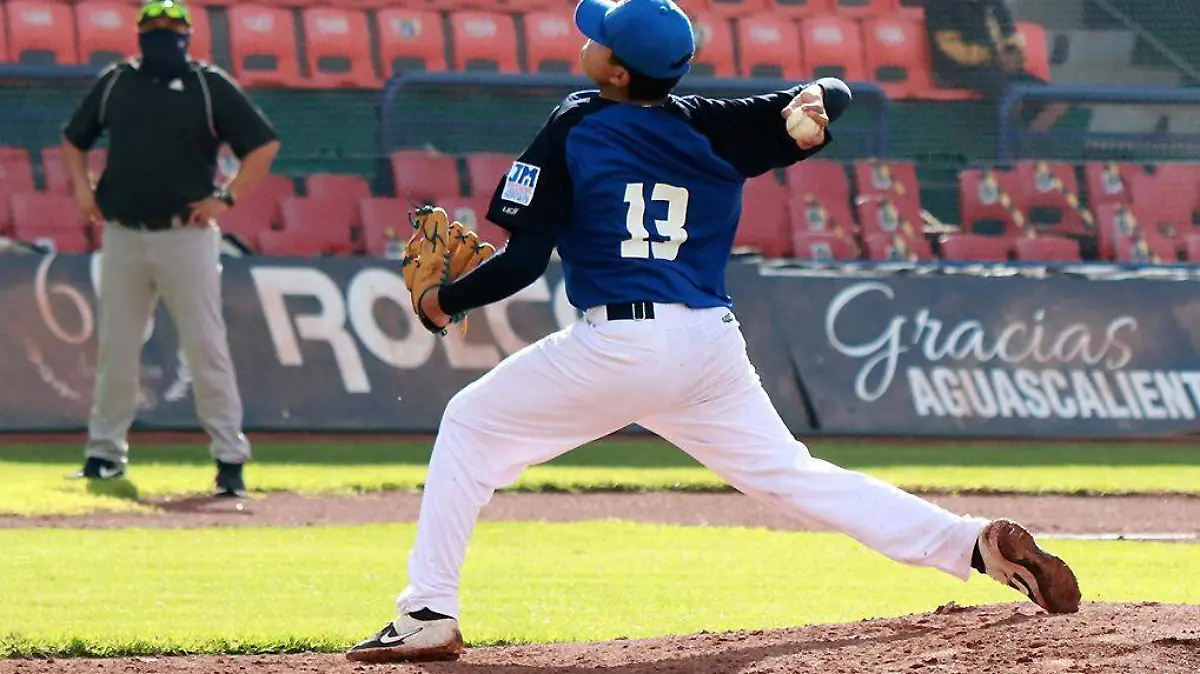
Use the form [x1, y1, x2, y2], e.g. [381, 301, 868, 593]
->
[2, 252, 1197, 439]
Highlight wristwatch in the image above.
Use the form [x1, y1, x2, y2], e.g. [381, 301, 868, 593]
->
[214, 187, 235, 207]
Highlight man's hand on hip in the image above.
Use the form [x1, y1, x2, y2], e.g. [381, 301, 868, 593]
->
[187, 196, 230, 226]
[73, 185, 102, 225]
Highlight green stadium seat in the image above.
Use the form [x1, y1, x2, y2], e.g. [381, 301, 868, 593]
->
[735, 13, 804, 80]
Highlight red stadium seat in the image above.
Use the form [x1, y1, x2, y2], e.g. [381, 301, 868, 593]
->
[735, 14, 804, 79]
[302, 8, 379, 89]
[958, 167, 1024, 236]
[449, 12, 520, 73]
[1013, 160, 1088, 235]
[791, 231, 858, 261]
[10, 194, 89, 253]
[1094, 201, 1139, 261]
[788, 193, 856, 239]
[783, 158, 852, 209]
[1143, 163, 1200, 226]
[0, 5, 8, 64]
[861, 16, 931, 98]
[1016, 22, 1050, 82]
[41, 146, 107, 196]
[706, 0, 767, 18]
[0, 147, 36, 197]
[304, 172, 371, 227]
[279, 196, 357, 255]
[798, 15, 866, 82]
[833, 0, 894, 16]
[1082, 162, 1143, 207]
[688, 12, 737, 78]
[862, 232, 932, 261]
[734, 174, 789, 258]
[1184, 233, 1200, 263]
[227, 4, 303, 88]
[7, 0, 78, 65]
[439, 195, 508, 247]
[256, 228, 327, 257]
[359, 197, 412, 257]
[464, 152, 515, 197]
[523, 10, 580, 74]
[391, 150, 461, 202]
[1011, 235, 1081, 262]
[852, 158, 921, 213]
[74, 1, 138, 67]
[188, 7, 213, 63]
[496, 0, 562, 13]
[856, 195, 924, 240]
[1114, 230, 1179, 264]
[226, 173, 295, 231]
[1125, 172, 1195, 243]
[766, 0, 832, 20]
[377, 9, 448, 76]
[216, 197, 277, 250]
[939, 233, 1010, 262]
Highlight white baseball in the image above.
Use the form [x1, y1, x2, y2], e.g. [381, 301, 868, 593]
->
[786, 112, 822, 142]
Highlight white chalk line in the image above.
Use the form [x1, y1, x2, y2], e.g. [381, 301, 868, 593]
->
[1039, 532, 1198, 542]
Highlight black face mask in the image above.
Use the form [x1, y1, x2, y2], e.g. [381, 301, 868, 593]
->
[138, 28, 190, 79]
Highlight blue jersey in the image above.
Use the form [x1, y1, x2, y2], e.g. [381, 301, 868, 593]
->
[485, 87, 830, 311]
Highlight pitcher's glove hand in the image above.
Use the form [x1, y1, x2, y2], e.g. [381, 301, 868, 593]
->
[400, 205, 497, 335]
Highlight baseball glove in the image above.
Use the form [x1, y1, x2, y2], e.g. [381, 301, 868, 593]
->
[401, 204, 497, 335]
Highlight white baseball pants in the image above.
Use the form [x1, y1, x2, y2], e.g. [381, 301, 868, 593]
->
[85, 221, 250, 466]
[396, 303, 989, 619]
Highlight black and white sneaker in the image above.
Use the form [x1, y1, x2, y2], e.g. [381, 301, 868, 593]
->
[345, 610, 464, 663]
[68, 457, 125, 480]
[214, 460, 246, 498]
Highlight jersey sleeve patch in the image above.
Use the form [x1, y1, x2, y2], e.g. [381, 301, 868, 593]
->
[501, 161, 541, 206]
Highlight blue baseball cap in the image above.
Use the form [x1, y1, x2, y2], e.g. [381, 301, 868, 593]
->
[574, 0, 695, 80]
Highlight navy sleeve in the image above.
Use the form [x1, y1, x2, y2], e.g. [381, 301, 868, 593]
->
[675, 78, 852, 178]
[437, 228, 556, 316]
[484, 97, 582, 240]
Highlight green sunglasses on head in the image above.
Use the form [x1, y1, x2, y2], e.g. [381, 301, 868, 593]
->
[137, 0, 192, 26]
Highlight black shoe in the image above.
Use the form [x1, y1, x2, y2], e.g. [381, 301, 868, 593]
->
[69, 457, 125, 480]
[214, 460, 246, 498]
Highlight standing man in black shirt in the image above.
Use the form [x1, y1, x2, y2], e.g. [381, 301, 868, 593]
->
[62, 0, 281, 497]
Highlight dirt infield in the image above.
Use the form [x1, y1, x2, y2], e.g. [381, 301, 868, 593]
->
[3, 491, 1199, 537]
[5, 603, 1199, 674]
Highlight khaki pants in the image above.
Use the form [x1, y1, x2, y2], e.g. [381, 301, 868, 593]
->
[85, 221, 251, 466]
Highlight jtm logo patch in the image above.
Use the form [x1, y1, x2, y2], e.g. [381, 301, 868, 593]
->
[501, 162, 540, 206]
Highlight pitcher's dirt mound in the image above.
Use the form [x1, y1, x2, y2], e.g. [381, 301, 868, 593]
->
[9, 604, 1200, 671]
[5, 603, 1198, 674]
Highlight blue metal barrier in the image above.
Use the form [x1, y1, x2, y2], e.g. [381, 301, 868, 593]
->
[996, 83, 1200, 161]
[379, 72, 892, 159]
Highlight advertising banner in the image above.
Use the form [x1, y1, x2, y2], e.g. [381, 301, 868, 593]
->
[0, 253, 812, 434]
[765, 271, 1200, 437]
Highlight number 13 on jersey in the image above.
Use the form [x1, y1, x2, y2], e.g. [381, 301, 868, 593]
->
[621, 182, 689, 261]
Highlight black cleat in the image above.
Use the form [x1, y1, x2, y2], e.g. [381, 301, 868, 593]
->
[69, 457, 125, 480]
[214, 460, 246, 498]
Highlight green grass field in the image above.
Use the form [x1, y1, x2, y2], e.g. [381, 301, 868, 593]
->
[3, 439, 1198, 516]
[3, 522, 1198, 658]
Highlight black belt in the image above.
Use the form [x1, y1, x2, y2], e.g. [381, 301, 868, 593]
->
[117, 215, 185, 231]
[605, 301, 655, 321]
